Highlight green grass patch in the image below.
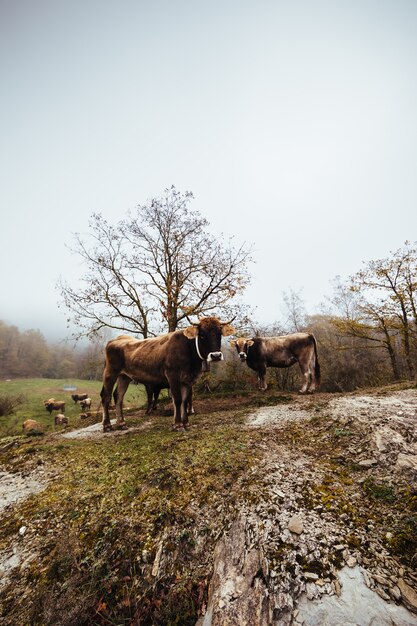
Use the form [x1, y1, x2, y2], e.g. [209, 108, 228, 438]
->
[0, 409, 262, 625]
[362, 478, 396, 503]
[0, 378, 154, 436]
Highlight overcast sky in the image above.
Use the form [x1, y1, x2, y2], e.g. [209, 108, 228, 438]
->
[1, 0, 417, 341]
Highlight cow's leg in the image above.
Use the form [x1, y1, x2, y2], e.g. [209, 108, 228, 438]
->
[100, 371, 118, 432]
[181, 384, 192, 428]
[298, 360, 310, 394]
[115, 374, 130, 428]
[187, 387, 195, 415]
[145, 384, 154, 415]
[308, 348, 316, 392]
[169, 380, 183, 430]
[152, 386, 162, 412]
[257, 366, 268, 391]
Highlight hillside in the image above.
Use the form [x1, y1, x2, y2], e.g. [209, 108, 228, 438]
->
[0, 384, 416, 625]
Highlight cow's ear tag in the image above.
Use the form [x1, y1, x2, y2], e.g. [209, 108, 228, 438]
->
[183, 326, 198, 339]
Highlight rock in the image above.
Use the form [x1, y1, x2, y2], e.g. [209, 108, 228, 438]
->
[373, 574, 389, 586]
[274, 490, 286, 499]
[358, 459, 378, 468]
[288, 515, 304, 535]
[396, 454, 417, 472]
[296, 567, 417, 626]
[376, 586, 390, 601]
[345, 555, 357, 568]
[306, 583, 319, 600]
[18, 526, 26, 537]
[389, 585, 402, 601]
[304, 572, 319, 581]
[398, 578, 417, 613]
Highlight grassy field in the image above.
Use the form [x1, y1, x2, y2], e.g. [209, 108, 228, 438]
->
[0, 378, 157, 437]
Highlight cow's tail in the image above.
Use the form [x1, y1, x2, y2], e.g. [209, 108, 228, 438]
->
[311, 334, 321, 388]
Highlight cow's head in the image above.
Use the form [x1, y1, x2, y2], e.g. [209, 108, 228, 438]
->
[230, 337, 254, 361]
[183, 316, 235, 362]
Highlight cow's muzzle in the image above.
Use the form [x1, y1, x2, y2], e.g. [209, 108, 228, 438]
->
[207, 351, 223, 362]
[239, 352, 247, 360]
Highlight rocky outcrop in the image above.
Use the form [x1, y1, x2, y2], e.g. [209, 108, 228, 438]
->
[198, 389, 417, 625]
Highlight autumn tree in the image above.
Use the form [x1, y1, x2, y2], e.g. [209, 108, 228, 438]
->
[328, 242, 417, 380]
[58, 187, 252, 339]
[349, 242, 417, 379]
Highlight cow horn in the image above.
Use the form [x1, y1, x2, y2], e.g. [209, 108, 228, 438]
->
[185, 314, 199, 326]
[220, 316, 236, 326]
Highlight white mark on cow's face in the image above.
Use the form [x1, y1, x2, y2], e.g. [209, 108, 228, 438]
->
[207, 351, 224, 362]
[234, 337, 253, 360]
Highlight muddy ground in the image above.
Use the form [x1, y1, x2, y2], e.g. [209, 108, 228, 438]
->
[0, 385, 416, 625]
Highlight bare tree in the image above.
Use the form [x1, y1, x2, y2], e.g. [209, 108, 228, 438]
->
[58, 187, 253, 339]
[281, 288, 307, 333]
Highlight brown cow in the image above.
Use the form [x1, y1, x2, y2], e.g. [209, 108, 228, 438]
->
[71, 393, 89, 403]
[100, 317, 234, 432]
[54, 413, 68, 426]
[79, 397, 92, 411]
[44, 401, 66, 414]
[231, 333, 320, 393]
[22, 419, 43, 433]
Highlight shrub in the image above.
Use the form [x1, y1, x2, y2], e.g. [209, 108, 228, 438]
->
[0, 393, 25, 417]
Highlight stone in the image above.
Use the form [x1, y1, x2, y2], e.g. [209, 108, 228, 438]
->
[296, 567, 417, 626]
[376, 586, 390, 601]
[389, 585, 402, 602]
[288, 515, 304, 535]
[306, 582, 319, 600]
[396, 454, 417, 471]
[398, 578, 417, 612]
[358, 459, 378, 468]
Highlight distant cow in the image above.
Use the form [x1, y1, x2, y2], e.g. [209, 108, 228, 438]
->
[79, 398, 91, 411]
[101, 316, 234, 432]
[231, 333, 320, 393]
[71, 393, 89, 403]
[44, 401, 66, 414]
[22, 419, 43, 433]
[54, 413, 68, 426]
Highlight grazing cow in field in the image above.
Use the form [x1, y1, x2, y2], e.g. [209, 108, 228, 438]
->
[44, 401, 66, 414]
[101, 316, 234, 432]
[54, 413, 68, 426]
[22, 419, 43, 433]
[231, 333, 320, 393]
[79, 397, 91, 411]
[71, 393, 89, 403]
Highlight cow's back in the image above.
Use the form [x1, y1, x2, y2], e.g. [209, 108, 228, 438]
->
[106, 331, 193, 385]
[254, 333, 314, 367]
